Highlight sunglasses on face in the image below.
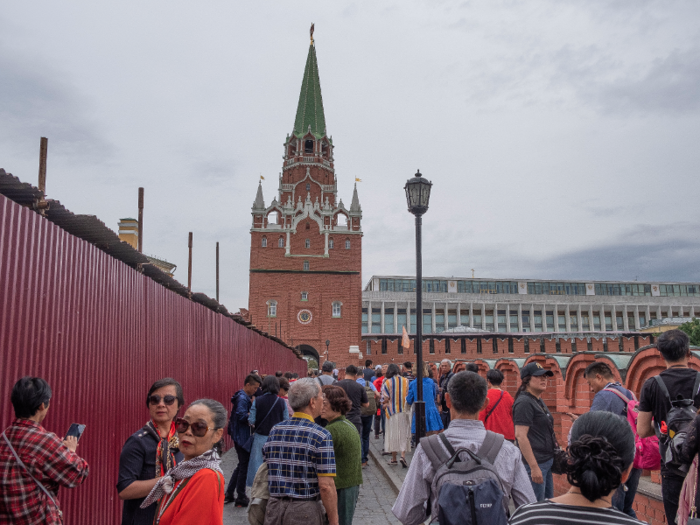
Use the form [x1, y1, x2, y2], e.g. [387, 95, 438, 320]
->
[175, 417, 214, 437]
[148, 395, 177, 406]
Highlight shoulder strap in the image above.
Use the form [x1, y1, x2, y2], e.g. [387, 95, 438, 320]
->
[318, 377, 323, 386]
[2, 432, 61, 514]
[693, 372, 700, 404]
[254, 397, 281, 434]
[484, 391, 505, 424]
[603, 387, 632, 404]
[420, 433, 454, 471]
[477, 430, 505, 465]
[654, 375, 673, 405]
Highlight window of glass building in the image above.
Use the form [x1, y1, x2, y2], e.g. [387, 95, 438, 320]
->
[510, 313, 519, 330]
[605, 314, 613, 331]
[497, 310, 507, 333]
[485, 312, 494, 332]
[616, 314, 623, 330]
[410, 309, 417, 333]
[593, 313, 601, 330]
[595, 283, 653, 296]
[457, 281, 518, 294]
[639, 314, 647, 327]
[521, 313, 530, 332]
[362, 308, 368, 333]
[545, 311, 554, 331]
[397, 309, 407, 332]
[570, 315, 578, 331]
[558, 314, 566, 331]
[534, 311, 543, 332]
[582, 314, 590, 331]
[659, 284, 700, 297]
[627, 315, 635, 330]
[460, 313, 470, 326]
[423, 310, 432, 334]
[384, 308, 394, 333]
[448, 310, 457, 328]
[473, 314, 482, 329]
[435, 310, 445, 333]
[528, 282, 585, 295]
[371, 308, 381, 334]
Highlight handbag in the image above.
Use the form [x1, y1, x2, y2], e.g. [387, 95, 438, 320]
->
[2, 432, 62, 518]
[243, 397, 281, 453]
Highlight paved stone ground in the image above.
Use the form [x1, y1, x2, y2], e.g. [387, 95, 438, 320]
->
[221, 439, 403, 525]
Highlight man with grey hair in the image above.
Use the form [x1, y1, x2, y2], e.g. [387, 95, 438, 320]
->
[393, 371, 535, 524]
[438, 359, 454, 429]
[318, 361, 336, 386]
[262, 378, 339, 525]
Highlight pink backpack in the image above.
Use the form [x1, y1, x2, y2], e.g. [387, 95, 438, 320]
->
[604, 387, 661, 470]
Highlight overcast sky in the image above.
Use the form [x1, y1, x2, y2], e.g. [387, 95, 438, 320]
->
[2, 1, 699, 312]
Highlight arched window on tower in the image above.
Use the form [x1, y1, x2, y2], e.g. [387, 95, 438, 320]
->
[278, 237, 284, 248]
[303, 260, 310, 271]
[329, 238, 334, 249]
[345, 239, 350, 249]
[332, 302, 342, 318]
[261, 236, 267, 247]
[267, 300, 277, 317]
[306, 183, 311, 191]
[305, 140, 313, 154]
[305, 239, 310, 248]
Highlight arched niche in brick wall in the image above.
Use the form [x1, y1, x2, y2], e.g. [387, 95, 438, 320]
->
[624, 345, 700, 397]
[494, 358, 525, 398]
[564, 353, 603, 413]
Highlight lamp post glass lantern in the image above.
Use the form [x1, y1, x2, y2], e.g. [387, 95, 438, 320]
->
[404, 170, 432, 441]
[325, 339, 330, 362]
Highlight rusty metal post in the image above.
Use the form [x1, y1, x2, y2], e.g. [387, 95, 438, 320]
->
[38, 137, 48, 194]
[188, 232, 193, 295]
[216, 242, 220, 302]
[138, 188, 144, 253]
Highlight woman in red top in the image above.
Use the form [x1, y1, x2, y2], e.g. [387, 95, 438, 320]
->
[478, 370, 515, 441]
[141, 399, 226, 525]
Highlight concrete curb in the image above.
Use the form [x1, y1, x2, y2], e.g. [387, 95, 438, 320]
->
[368, 442, 403, 495]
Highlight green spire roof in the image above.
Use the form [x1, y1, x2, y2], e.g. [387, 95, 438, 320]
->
[293, 43, 327, 140]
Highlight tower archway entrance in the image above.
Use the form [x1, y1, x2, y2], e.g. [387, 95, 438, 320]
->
[297, 344, 320, 363]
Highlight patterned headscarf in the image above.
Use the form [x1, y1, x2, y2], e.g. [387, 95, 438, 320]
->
[140, 448, 223, 509]
[144, 420, 180, 477]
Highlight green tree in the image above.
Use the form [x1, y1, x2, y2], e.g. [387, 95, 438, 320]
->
[306, 358, 319, 371]
[679, 318, 700, 346]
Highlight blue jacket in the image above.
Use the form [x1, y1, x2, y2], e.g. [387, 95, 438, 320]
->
[229, 389, 252, 445]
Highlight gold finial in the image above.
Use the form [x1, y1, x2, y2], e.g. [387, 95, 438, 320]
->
[310, 23, 315, 44]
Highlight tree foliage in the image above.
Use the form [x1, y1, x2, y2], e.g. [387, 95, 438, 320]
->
[679, 318, 700, 347]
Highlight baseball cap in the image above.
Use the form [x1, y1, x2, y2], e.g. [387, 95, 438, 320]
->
[520, 362, 554, 380]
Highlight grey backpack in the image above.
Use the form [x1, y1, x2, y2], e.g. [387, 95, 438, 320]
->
[421, 431, 508, 525]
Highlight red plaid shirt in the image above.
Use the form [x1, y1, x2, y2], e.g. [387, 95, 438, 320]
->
[0, 419, 89, 524]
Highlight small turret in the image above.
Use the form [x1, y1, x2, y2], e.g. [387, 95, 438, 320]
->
[349, 183, 362, 214]
[252, 181, 265, 210]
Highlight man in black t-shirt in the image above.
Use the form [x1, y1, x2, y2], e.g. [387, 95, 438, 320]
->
[336, 364, 369, 434]
[638, 329, 700, 525]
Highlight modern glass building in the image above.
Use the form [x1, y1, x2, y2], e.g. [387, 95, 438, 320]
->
[362, 275, 700, 335]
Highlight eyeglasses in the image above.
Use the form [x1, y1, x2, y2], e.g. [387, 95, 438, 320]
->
[175, 417, 215, 437]
[148, 395, 177, 406]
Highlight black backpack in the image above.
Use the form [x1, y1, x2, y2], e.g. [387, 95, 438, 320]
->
[421, 431, 509, 525]
[655, 372, 700, 474]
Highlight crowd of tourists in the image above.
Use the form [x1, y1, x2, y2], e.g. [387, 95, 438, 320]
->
[3, 329, 700, 524]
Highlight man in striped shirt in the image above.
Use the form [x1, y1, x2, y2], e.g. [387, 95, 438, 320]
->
[262, 378, 338, 525]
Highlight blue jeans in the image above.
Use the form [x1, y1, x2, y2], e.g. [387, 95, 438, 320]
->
[360, 415, 373, 463]
[524, 457, 554, 501]
[612, 467, 641, 518]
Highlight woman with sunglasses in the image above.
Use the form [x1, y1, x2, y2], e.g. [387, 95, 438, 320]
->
[141, 399, 227, 525]
[118, 378, 185, 525]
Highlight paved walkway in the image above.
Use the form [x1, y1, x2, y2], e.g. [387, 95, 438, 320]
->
[222, 437, 405, 525]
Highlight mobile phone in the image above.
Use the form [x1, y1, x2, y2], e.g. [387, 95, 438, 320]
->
[66, 423, 86, 441]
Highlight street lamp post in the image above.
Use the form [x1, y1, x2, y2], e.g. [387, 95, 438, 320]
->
[325, 339, 330, 363]
[404, 170, 433, 442]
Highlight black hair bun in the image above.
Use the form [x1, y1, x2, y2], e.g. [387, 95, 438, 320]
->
[566, 434, 625, 502]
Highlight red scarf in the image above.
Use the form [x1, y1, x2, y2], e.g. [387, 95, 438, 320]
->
[149, 420, 179, 477]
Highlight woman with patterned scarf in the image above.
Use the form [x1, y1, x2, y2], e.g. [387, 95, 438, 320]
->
[141, 399, 227, 525]
[118, 378, 185, 525]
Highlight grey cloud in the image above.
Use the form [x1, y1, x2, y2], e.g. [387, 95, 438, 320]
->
[0, 49, 113, 163]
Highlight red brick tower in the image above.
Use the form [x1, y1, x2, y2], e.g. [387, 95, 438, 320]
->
[248, 31, 363, 368]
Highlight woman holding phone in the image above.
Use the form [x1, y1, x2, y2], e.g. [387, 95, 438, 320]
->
[118, 378, 185, 525]
[140, 399, 226, 524]
[0, 376, 90, 522]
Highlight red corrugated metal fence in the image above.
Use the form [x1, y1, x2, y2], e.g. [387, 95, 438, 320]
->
[0, 193, 306, 524]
